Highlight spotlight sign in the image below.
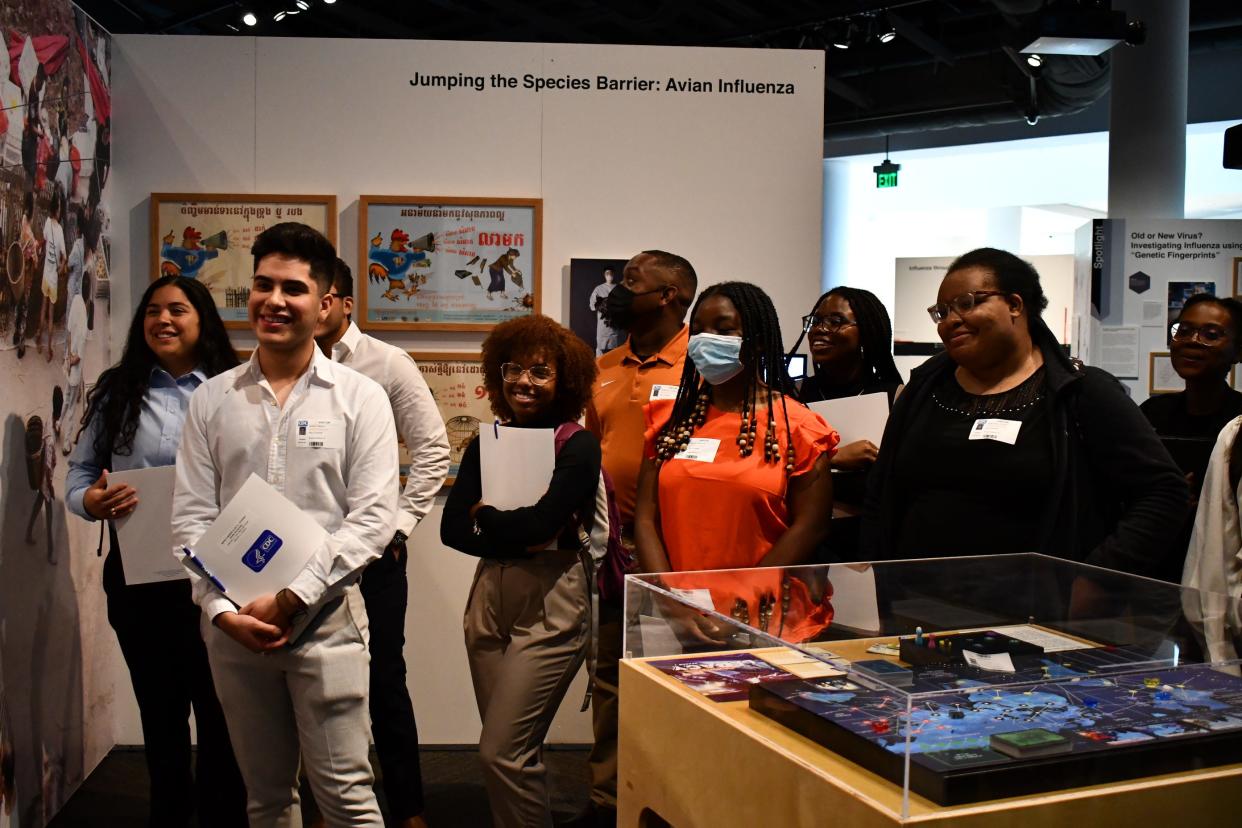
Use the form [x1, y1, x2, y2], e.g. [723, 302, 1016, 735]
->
[874, 159, 901, 189]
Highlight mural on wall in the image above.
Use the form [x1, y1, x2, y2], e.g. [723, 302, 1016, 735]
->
[0, 1, 112, 826]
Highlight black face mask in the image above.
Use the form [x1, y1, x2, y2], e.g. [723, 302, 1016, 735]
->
[603, 284, 664, 329]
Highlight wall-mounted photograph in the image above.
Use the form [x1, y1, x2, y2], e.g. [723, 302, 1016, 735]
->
[568, 257, 628, 356]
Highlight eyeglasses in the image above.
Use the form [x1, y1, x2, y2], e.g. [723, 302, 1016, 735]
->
[501, 362, 556, 385]
[927, 291, 1007, 324]
[802, 313, 857, 333]
[1171, 322, 1230, 344]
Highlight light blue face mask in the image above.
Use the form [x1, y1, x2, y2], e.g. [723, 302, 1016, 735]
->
[688, 332, 745, 385]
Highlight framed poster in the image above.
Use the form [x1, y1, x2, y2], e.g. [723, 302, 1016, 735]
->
[150, 193, 337, 329]
[410, 351, 493, 485]
[1150, 351, 1238, 395]
[359, 196, 541, 331]
[1233, 258, 1242, 297]
[569, 258, 629, 356]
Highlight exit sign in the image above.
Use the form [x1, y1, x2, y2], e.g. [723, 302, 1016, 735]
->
[873, 159, 901, 189]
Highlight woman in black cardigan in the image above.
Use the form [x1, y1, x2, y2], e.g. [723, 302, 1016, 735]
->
[863, 248, 1187, 580]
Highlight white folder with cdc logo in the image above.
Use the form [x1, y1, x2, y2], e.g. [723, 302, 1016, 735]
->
[180, 473, 327, 607]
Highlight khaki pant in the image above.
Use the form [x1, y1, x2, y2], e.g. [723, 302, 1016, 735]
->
[204, 587, 382, 828]
[464, 553, 589, 828]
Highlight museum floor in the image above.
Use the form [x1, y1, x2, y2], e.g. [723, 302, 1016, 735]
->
[47, 746, 591, 827]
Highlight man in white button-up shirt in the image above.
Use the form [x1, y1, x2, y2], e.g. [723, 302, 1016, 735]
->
[315, 258, 449, 828]
[173, 223, 397, 828]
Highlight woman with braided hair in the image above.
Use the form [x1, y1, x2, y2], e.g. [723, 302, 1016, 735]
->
[797, 286, 903, 560]
[633, 282, 838, 643]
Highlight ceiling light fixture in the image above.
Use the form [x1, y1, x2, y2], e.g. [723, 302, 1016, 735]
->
[1026, 54, 1043, 68]
[832, 22, 855, 50]
[242, 11, 257, 26]
[324, 0, 337, 4]
[879, 29, 896, 44]
[296, 0, 309, 9]
[274, 10, 286, 20]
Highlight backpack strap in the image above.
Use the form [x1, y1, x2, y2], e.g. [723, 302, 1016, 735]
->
[553, 421, 600, 711]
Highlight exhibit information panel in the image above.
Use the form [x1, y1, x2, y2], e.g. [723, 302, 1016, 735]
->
[622, 554, 1242, 814]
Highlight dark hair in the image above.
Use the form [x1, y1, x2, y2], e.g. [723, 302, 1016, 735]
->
[641, 249, 698, 304]
[251, 222, 336, 294]
[78, 276, 239, 457]
[808, 286, 903, 386]
[331, 256, 354, 299]
[946, 247, 1073, 370]
[947, 248, 1049, 319]
[481, 314, 597, 424]
[1179, 294, 1242, 342]
[49, 184, 63, 220]
[656, 281, 800, 475]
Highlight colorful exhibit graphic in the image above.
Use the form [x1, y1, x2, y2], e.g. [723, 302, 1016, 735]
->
[359, 196, 541, 330]
[408, 352, 492, 483]
[150, 194, 335, 327]
[0, 2, 114, 826]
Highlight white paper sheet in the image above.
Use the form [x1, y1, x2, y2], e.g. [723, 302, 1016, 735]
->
[991, 625, 1091, 653]
[109, 466, 187, 585]
[479, 423, 556, 510]
[1097, 325, 1140, 379]
[807, 392, 888, 446]
[181, 473, 328, 607]
[826, 563, 882, 633]
[962, 650, 1016, 673]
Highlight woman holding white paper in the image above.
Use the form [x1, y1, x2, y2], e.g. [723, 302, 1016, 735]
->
[796, 286, 903, 561]
[66, 275, 245, 828]
[441, 314, 601, 828]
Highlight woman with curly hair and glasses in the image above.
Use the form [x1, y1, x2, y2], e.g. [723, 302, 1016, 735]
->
[441, 314, 600, 828]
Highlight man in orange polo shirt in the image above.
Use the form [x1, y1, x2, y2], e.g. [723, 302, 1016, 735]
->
[580, 249, 697, 827]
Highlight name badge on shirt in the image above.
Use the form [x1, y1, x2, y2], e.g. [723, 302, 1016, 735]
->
[649, 384, 679, 401]
[294, 418, 344, 449]
[674, 437, 720, 463]
[968, 418, 1022, 445]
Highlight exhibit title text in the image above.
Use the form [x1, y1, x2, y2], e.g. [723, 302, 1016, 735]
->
[409, 72, 796, 95]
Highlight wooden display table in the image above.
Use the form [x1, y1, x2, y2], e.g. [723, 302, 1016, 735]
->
[617, 640, 1242, 827]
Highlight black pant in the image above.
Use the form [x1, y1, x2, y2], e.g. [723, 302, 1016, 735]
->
[360, 543, 425, 819]
[103, 544, 247, 828]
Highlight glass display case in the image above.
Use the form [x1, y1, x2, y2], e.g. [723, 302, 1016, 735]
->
[622, 553, 1242, 815]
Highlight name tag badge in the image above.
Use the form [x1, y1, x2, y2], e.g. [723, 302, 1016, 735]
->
[649, 384, 679, 401]
[968, 418, 1022, 445]
[294, 418, 344, 449]
[674, 437, 720, 463]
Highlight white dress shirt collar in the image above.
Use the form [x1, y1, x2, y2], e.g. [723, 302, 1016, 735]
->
[239, 346, 341, 391]
[331, 321, 364, 362]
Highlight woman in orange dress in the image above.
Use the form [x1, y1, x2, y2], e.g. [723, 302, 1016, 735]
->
[634, 281, 839, 643]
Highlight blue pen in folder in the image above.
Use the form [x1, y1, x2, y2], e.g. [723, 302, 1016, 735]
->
[181, 546, 228, 594]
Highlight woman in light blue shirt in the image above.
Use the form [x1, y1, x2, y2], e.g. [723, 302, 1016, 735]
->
[66, 275, 245, 828]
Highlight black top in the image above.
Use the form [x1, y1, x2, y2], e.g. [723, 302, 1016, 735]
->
[1139, 389, 1242, 582]
[863, 339, 1188, 577]
[441, 427, 601, 559]
[893, 368, 1053, 558]
[1139, 389, 1242, 490]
